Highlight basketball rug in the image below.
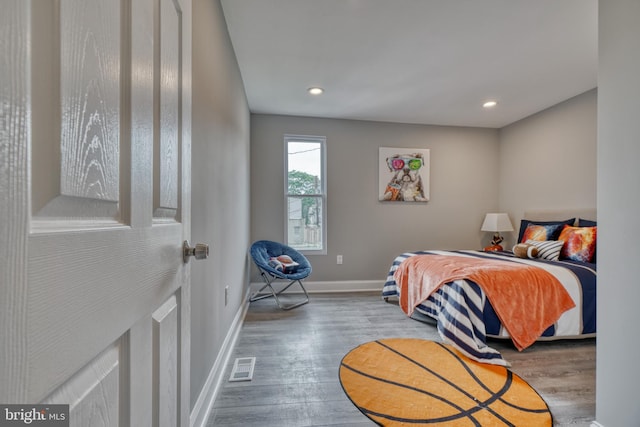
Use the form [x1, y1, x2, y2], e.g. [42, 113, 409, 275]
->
[339, 338, 552, 426]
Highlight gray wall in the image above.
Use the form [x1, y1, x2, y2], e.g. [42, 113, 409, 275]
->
[499, 89, 597, 248]
[191, 0, 250, 411]
[596, 1, 640, 425]
[251, 115, 499, 282]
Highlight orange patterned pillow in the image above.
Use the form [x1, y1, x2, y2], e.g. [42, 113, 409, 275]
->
[521, 224, 563, 243]
[558, 225, 597, 263]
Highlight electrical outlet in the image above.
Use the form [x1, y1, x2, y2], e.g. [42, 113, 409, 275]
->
[337, 255, 343, 265]
[225, 286, 229, 306]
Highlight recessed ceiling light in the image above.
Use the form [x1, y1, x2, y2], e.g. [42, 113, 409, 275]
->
[308, 87, 324, 95]
[483, 100, 498, 108]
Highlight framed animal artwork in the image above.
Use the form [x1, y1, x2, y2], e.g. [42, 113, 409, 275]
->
[378, 147, 430, 202]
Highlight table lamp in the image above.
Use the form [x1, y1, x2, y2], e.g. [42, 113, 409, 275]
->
[481, 213, 514, 251]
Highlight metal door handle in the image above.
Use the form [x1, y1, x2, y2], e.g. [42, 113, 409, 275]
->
[183, 240, 209, 263]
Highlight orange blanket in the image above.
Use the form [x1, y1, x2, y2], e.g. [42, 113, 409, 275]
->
[394, 254, 576, 351]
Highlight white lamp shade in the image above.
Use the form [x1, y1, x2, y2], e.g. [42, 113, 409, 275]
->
[481, 213, 514, 232]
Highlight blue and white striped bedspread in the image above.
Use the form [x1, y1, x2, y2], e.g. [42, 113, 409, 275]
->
[382, 250, 597, 366]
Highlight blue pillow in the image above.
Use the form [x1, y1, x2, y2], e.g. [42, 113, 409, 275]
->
[517, 218, 575, 243]
[578, 218, 597, 227]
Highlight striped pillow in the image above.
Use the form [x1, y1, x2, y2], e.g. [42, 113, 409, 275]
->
[526, 239, 564, 261]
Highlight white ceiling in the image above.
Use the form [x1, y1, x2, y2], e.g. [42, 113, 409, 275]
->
[220, 0, 597, 129]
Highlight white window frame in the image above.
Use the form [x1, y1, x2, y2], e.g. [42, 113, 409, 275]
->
[284, 134, 327, 255]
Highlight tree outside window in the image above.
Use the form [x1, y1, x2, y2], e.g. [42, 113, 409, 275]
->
[285, 135, 326, 254]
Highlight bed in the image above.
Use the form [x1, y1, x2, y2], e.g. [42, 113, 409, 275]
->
[382, 210, 597, 367]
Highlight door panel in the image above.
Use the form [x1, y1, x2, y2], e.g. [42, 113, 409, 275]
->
[156, 0, 180, 219]
[31, 0, 123, 223]
[43, 340, 122, 427]
[59, 0, 121, 204]
[152, 295, 179, 427]
[1, 1, 193, 426]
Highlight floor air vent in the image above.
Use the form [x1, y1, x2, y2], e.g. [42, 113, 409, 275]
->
[229, 357, 256, 382]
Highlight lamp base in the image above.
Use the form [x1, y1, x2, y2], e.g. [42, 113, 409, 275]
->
[483, 244, 503, 252]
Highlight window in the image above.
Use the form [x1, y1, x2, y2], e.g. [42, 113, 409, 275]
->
[285, 135, 326, 254]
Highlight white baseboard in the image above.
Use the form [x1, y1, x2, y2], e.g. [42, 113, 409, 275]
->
[250, 279, 383, 294]
[590, 422, 605, 427]
[190, 292, 249, 427]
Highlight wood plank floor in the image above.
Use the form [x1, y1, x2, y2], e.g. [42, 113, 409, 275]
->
[207, 292, 595, 426]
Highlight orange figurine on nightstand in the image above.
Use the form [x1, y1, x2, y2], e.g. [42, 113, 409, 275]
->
[484, 234, 504, 251]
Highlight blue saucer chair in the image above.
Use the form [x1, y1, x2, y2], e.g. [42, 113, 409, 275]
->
[249, 240, 311, 310]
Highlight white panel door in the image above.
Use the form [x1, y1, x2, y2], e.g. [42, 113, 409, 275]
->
[1, 0, 193, 426]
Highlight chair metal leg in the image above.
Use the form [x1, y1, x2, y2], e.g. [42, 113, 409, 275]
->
[250, 271, 309, 310]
